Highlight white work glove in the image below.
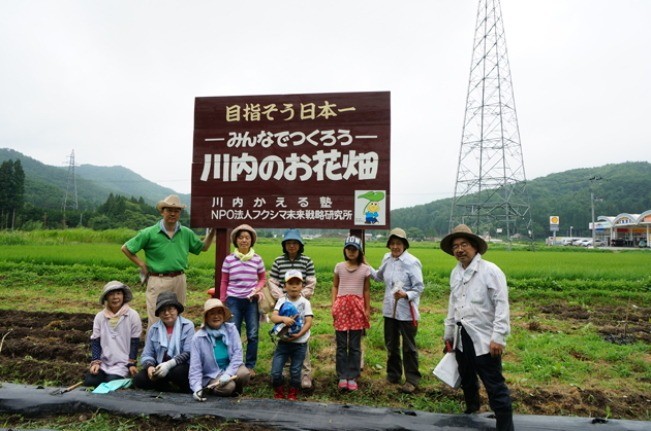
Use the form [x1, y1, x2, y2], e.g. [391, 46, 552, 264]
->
[218, 373, 232, 385]
[153, 359, 176, 378]
[193, 389, 207, 402]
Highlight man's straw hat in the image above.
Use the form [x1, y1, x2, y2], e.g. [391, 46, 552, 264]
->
[440, 224, 488, 255]
[156, 195, 186, 212]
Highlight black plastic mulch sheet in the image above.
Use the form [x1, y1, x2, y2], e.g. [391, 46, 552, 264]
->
[1, 383, 649, 431]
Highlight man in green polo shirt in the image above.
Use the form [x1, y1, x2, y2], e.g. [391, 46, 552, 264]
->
[122, 194, 215, 326]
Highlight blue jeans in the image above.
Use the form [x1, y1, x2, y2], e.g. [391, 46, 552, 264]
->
[271, 341, 307, 388]
[226, 296, 259, 369]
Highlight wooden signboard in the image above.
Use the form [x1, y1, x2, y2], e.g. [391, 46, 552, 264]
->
[191, 91, 390, 229]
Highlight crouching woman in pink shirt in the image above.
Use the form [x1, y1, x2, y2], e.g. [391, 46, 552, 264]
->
[83, 281, 142, 388]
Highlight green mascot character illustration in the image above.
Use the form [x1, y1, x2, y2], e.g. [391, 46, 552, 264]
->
[358, 191, 385, 224]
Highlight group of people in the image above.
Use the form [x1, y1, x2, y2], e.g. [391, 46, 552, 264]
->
[85, 280, 250, 398]
[85, 194, 514, 431]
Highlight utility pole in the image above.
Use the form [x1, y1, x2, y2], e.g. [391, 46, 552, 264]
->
[591, 191, 595, 244]
[449, 0, 532, 244]
[589, 176, 602, 247]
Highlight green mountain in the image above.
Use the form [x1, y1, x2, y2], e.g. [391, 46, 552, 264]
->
[0, 148, 189, 210]
[75, 164, 189, 206]
[391, 161, 651, 239]
[3, 148, 650, 239]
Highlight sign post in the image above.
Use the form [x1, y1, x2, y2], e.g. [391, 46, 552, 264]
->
[549, 216, 560, 245]
[191, 91, 391, 294]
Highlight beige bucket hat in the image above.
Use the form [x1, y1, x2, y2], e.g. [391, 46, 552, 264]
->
[231, 224, 257, 246]
[99, 280, 133, 304]
[386, 227, 409, 249]
[203, 298, 233, 322]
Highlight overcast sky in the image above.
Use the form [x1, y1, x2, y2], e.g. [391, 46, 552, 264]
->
[1, 0, 649, 210]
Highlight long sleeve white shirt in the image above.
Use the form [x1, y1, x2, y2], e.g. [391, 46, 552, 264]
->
[371, 250, 424, 321]
[444, 253, 511, 356]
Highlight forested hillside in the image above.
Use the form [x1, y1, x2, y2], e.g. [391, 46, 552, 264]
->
[391, 161, 651, 239]
[0, 148, 188, 210]
[0, 148, 189, 229]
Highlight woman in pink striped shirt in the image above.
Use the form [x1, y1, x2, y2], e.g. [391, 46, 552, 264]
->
[220, 224, 266, 377]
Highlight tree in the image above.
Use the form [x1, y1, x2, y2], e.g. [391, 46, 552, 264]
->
[88, 214, 112, 230]
[10, 160, 25, 229]
[406, 227, 424, 241]
[0, 160, 26, 229]
[0, 161, 11, 228]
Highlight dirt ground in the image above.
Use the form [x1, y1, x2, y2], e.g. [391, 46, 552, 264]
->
[0, 306, 650, 430]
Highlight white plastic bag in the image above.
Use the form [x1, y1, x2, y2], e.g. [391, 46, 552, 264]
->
[433, 352, 461, 388]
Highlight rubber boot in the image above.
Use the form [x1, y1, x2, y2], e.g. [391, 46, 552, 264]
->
[495, 410, 515, 431]
[287, 387, 298, 401]
[273, 386, 285, 399]
[463, 390, 481, 414]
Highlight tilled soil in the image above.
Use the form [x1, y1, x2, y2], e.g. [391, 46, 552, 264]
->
[0, 310, 268, 430]
[0, 306, 650, 429]
[538, 303, 651, 344]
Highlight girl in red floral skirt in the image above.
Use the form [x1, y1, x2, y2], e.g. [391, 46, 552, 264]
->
[331, 236, 371, 391]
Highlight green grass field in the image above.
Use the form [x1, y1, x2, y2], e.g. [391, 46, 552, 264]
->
[0, 228, 650, 425]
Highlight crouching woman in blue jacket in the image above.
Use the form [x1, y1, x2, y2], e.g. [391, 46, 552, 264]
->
[189, 299, 251, 400]
[133, 291, 194, 393]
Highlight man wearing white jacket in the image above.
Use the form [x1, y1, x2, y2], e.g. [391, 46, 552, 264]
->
[441, 224, 514, 431]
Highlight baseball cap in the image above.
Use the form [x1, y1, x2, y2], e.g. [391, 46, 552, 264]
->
[284, 269, 304, 282]
[344, 235, 362, 250]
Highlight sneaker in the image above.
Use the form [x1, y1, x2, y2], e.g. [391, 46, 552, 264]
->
[287, 387, 298, 401]
[347, 380, 358, 391]
[301, 375, 312, 389]
[400, 382, 416, 394]
[273, 386, 285, 399]
[338, 379, 348, 390]
[386, 376, 400, 384]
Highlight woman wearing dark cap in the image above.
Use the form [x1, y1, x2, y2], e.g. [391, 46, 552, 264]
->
[220, 224, 266, 377]
[133, 291, 194, 393]
[370, 228, 424, 394]
[268, 228, 317, 300]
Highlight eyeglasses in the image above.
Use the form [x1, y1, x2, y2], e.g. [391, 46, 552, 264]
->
[451, 241, 472, 251]
[159, 306, 178, 315]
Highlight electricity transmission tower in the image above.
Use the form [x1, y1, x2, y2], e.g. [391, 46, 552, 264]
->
[62, 150, 79, 227]
[449, 0, 532, 241]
